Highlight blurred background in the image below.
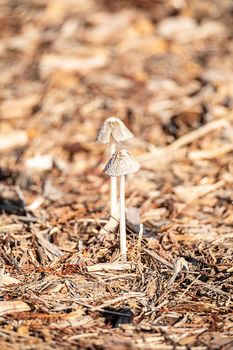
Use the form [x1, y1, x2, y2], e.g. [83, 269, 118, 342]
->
[0, 0, 232, 217]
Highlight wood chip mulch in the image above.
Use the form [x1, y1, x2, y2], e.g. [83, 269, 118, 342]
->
[0, 0, 232, 349]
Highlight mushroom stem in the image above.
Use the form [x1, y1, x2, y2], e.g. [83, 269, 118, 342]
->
[119, 175, 127, 261]
[110, 142, 117, 217]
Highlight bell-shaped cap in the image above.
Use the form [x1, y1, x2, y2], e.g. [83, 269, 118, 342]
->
[104, 149, 140, 177]
[96, 117, 133, 144]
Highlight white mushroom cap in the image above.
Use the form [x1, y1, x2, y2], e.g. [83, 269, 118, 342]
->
[96, 117, 133, 144]
[104, 149, 140, 177]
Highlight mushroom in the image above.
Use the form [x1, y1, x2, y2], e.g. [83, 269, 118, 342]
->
[97, 117, 133, 218]
[104, 149, 140, 261]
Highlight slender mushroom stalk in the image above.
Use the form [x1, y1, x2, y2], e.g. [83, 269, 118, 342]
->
[119, 174, 126, 260]
[110, 142, 117, 217]
[96, 117, 133, 218]
[104, 149, 140, 261]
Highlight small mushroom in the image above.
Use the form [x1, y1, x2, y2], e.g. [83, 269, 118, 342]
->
[104, 149, 140, 261]
[96, 117, 133, 145]
[97, 117, 133, 218]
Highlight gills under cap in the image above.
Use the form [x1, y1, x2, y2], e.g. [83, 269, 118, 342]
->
[104, 149, 140, 177]
[96, 117, 133, 144]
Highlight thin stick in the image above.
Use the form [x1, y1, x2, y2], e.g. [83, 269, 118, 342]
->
[139, 118, 229, 163]
[119, 175, 127, 261]
[86, 262, 133, 272]
[110, 142, 117, 217]
[91, 292, 143, 311]
[142, 248, 173, 269]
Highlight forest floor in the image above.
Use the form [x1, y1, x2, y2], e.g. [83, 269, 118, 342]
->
[0, 0, 233, 349]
